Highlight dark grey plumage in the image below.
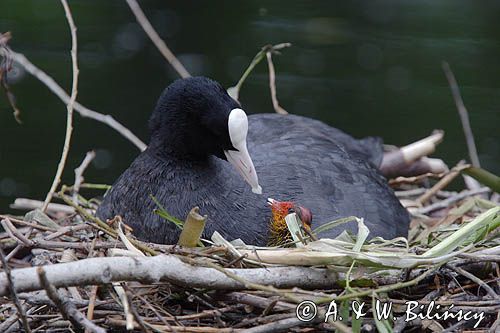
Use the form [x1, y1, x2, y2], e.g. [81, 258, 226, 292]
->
[97, 77, 409, 245]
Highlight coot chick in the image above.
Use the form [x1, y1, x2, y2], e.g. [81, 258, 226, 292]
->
[97, 77, 409, 245]
[267, 199, 313, 247]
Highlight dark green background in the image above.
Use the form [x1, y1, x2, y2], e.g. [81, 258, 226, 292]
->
[1, 0, 499, 212]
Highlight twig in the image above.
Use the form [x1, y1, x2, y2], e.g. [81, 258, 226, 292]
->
[42, 0, 80, 212]
[1, 218, 34, 246]
[417, 161, 468, 204]
[125, 0, 190, 78]
[417, 187, 491, 214]
[125, 290, 152, 333]
[36, 266, 106, 333]
[442, 62, 480, 167]
[10, 198, 75, 214]
[228, 43, 291, 101]
[113, 283, 134, 330]
[0, 313, 21, 332]
[128, 288, 177, 331]
[58, 190, 158, 256]
[0, 51, 146, 151]
[265, 51, 287, 115]
[448, 264, 500, 300]
[106, 318, 234, 332]
[241, 316, 309, 333]
[85, 285, 99, 333]
[73, 150, 96, 202]
[43, 223, 89, 241]
[0, 247, 31, 333]
[219, 292, 293, 311]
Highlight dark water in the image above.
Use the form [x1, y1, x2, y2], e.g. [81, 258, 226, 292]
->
[1, 0, 499, 212]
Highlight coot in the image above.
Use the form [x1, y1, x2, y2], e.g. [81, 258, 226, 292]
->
[97, 77, 409, 245]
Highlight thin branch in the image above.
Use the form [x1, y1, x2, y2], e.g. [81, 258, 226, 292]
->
[125, 0, 190, 78]
[10, 198, 75, 214]
[417, 187, 491, 215]
[0, 247, 31, 333]
[37, 266, 106, 333]
[42, 0, 80, 212]
[442, 61, 480, 167]
[266, 51, 288, 115]
[417, 161, 468, 204]
[125, 290, 152, 333]
[448, 264, 500, 300]
[227, 42, 291, 102]
[73, 150, 96, 202]
[1, 218, 34, 246]
[0, 50, 147, 151]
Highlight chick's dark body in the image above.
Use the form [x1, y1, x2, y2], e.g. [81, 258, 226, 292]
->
[97, 113, 409, 245]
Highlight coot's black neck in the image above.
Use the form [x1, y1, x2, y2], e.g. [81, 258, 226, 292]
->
[148, 133, 210, 161]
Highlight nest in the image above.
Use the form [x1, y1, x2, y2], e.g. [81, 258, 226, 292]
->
[0, 169, 499, 333]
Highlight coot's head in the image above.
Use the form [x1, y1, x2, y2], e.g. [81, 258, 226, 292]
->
[267, 198, 313, 246]
[149, 77, 262, 194]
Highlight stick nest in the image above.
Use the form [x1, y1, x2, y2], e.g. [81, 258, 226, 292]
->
[0, 176, 499, 333]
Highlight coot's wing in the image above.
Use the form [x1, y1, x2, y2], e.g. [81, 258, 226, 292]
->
[249, 113, 384, 168]
[247, 113, 408, 239]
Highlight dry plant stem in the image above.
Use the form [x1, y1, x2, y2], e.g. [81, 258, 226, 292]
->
[36, 266, 106, 333]
[417, 162, 468, 204]
[42, 0, 79, 213]
[10, 198, 75, 214]
[177, 207, 206, 247]
[3, 216, 57, 232]
[106, 318, 234, 333]
[128, 288, 176, 330]
[58, 190, 158, 256]
[0, 247, 31, 333]
[0, 254, 340, 296]
[85, 285, 98, 333]
[219, 292, 294, 311]
[229, 43, 291, 101]
[73, 150, 96, 202]
[265, 52, 287, 114]
[418, 187, 490, 215]
[125, 290, 151, 333]
[241, 317, 312, 333]
[1, 218, 34, 246]
[0, 314, 20, 332]
[442, 62, 480, 167]
[126, 0, 190, 78]
[447, 264, 500, 300]
[3, 51, 146, 151]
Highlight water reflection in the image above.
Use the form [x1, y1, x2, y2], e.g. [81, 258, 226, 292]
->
[0, 0, 499, 212]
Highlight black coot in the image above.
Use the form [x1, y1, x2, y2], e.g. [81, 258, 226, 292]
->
[97, 77, 409, 245]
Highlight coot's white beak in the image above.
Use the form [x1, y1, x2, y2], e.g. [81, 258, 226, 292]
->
[224, 109, 262, 194]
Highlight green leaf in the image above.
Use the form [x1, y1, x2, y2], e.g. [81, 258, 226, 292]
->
[150, 194, 184, 229]
[422, 206, 500, 258]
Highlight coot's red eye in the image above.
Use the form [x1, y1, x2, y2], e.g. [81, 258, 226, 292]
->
[296, 206, 313, 226]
